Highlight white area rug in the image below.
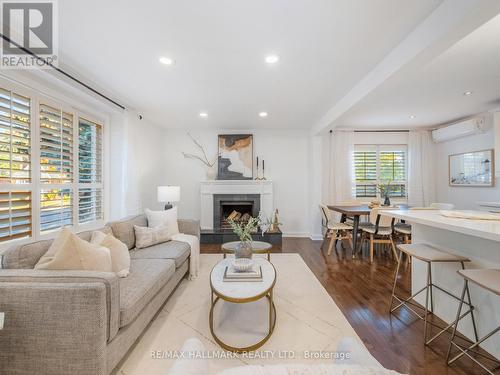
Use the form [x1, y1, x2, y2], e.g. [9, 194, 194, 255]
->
[117, 254, 369, 374]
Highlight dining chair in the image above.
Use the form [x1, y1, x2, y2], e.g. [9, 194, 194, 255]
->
[360, 207, 397, 263]
[319, 204, 353, 255]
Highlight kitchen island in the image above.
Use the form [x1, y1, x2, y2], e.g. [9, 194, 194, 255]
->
[384, 209, 500, 359]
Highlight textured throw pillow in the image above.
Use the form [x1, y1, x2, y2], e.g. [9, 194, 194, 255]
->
[91, 231, 131, 277]
[145, 207, 179, 235]
[35, 228, 112, 272]
[134, 225, 171, 249]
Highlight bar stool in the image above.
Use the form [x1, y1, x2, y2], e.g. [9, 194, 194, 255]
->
[447, 269, 500, 374]
[389, 243, 479, 345]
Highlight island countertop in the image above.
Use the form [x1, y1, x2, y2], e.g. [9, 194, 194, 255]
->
[383, 209, 500, 242]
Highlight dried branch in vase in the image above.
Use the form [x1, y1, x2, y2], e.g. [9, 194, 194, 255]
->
[182, 132, 219, 167]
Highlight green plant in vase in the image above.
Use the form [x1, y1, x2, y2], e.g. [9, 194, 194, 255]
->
[227, 216, 260, 259]
[377, 180, 393, 206]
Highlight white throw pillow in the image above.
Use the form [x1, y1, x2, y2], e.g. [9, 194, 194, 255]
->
[134, 225, 171, 249]
[35, 228, 112, 272]
[91, 231, 131, 277]
[145, 207, 179, 235]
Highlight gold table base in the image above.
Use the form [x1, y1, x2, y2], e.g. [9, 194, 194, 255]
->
[209, 289, 276, 353]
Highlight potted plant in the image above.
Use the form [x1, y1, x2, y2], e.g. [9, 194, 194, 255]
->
[227, 216, 260, 259]
[377, 181, 393, 206]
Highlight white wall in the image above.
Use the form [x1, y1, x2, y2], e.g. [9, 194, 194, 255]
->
[108, 112, 170, 219]
[435, 118, 500, 209]
[160, 129, 310, 236]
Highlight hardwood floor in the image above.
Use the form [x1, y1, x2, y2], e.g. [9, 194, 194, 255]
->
[201, 238, 494, 375]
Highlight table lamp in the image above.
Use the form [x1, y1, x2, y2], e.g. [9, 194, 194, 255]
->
[157, 186, 180, 210]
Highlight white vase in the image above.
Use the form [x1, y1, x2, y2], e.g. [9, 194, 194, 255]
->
[206, 167, 217, 180]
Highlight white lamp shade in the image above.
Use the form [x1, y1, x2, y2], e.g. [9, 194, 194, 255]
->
[157, 186, 180, 203]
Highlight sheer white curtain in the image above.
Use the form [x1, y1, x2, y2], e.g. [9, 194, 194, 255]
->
[328, 130, 355, 204]
[407, 130, 436, 207]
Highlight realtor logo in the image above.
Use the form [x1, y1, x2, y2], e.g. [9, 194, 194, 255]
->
[1, 0, 58, 68]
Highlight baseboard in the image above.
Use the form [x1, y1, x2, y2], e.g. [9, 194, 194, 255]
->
[309, 234, 323, 241]
[282, 232, 311, 238]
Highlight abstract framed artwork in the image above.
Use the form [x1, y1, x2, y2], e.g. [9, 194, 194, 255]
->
[218, 134, 253, 180]
[449, 149, 494, 187]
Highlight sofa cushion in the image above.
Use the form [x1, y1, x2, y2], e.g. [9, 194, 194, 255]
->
[129, 240, 190, 268]
[119, 258, 175, 327]
[34, 228, 112, 272]
[107, 214, 147, 250]
[1, 227, 111, 269]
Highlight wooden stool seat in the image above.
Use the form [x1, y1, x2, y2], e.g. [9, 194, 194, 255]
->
[361, 225, 392, 235]
[398, 243, 470, 263]
[394, 223, 411, 235]
[458, 269, 500, 296]
[327, 222, 352, 230]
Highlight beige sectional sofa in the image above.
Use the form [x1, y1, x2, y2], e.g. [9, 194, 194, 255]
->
[0, 214, 199, 375]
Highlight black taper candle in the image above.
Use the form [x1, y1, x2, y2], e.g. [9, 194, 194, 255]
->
[263, 159, 265, 171]
[256, 156, 259, 168]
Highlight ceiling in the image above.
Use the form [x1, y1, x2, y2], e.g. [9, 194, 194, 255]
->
[336, 11, 500, 130]
[57, 0, 443, 129]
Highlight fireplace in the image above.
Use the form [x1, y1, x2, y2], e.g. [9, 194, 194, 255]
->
[213, 194, 260, 230]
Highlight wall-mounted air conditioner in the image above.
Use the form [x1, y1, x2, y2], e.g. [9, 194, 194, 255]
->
[432, 117, 485, 143]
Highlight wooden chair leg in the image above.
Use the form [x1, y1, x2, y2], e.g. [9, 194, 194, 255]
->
[369, 234, 374, 263]
[327, 230, 337, 255]
[348, 232, 353, 252]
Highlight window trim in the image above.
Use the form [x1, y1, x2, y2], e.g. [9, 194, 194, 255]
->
[354, 144, 408, 201]
[0, 76, 108, 249]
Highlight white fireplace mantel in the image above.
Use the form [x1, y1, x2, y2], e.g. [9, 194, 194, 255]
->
[200, 180, 274, 230]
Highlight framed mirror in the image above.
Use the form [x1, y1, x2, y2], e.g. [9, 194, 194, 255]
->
[449, 149, 495, 187]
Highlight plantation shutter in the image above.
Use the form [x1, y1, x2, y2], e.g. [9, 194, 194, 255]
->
[0, 86, 32, 242]
[40, 188, 72, 232]
[39, 104, 73, 184]
[0, 88, 31, 184]
[39, 103, 73, 233]
[0, 190, 31, 241]
[354, 148, 377, 198]
[78, 118, 103, 224]
[380, 148, 406, 197]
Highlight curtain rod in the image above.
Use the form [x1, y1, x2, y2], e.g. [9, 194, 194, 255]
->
[354, 130, 410, 133]
[0, 33, 126, 110]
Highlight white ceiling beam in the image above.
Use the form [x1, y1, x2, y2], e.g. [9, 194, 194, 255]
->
[311, 0, 500, 135]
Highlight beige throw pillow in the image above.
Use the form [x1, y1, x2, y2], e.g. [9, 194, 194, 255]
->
[35, 228, 112, 272]
[134, 225, 170, 249]
[91, 231, 131, 277]
[145, 207, 179, 235]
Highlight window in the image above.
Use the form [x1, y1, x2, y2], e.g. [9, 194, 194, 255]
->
[354, 145, 407, 199]
[0, 87, 32, 242]
[78, 118, 103, 224]
[0, 80, 105, 244]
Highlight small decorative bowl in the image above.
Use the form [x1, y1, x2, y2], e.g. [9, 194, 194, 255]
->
[232, 258, 254, 272]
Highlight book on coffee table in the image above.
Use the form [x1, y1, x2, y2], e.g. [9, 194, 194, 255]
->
[223, 265, 263, 282]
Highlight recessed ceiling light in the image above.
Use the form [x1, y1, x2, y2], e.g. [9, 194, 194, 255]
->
[463, 90, 473, 96]
[409, 115, 416, 119]
[159, 56, 174, 65]
[265, 54, 279, 64]
[259, 112, 268, 118]
[199, 112, 208, 118]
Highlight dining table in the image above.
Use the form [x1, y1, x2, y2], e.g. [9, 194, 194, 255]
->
[327, 204, 371, 256]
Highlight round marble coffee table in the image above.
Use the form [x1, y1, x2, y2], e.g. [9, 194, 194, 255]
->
[209, 257, 277, 352]
[221, 241, 273, 261]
